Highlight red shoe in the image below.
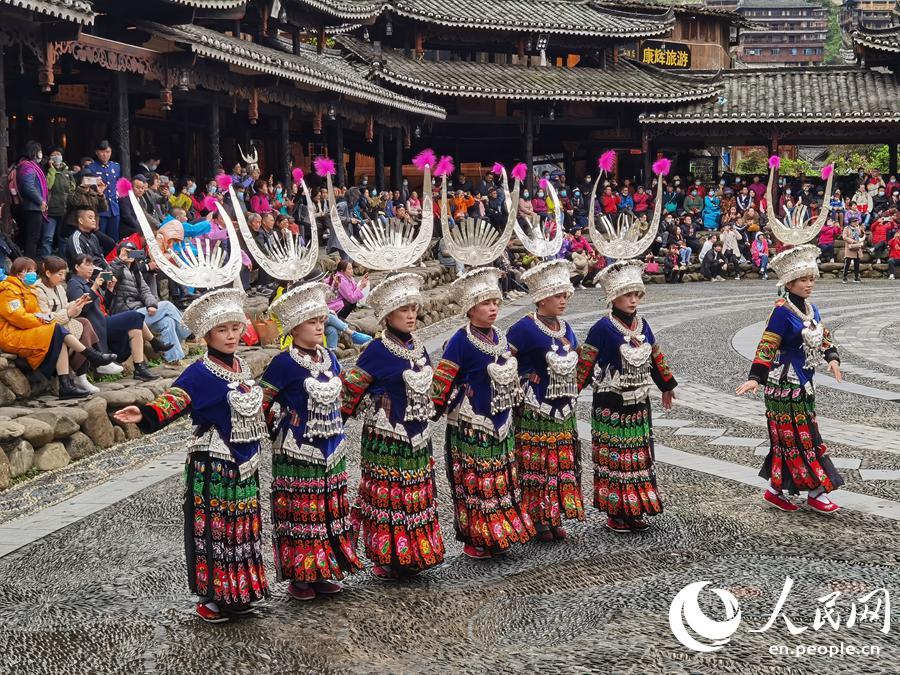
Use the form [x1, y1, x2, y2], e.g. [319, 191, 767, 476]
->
[606, 517, 631, 534]
[629, 518, 650, 532]
[764, 490, 798, 512]
[313, 579, 343, 594]
[536, 529, 555, 542]
[196, 602, 229, 623]
[372, 565, 398, 579]
[286, 582, 316, 601]
[463, 544, 493, 559]
[807, 495, 840, 514]
[551, 526, 568, 540]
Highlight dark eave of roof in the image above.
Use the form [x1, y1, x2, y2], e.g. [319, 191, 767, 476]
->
[0, 0, 93, 23]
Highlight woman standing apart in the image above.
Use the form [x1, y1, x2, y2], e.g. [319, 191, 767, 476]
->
[507, 259, 585, 542]
[114, 289, 269, 622]
[736, 245, 843, 514]
[341, 273, 445, 577]
[576, 261, 677, 533]
[262, 282, 362, 599]
[432, 268, 534, 559]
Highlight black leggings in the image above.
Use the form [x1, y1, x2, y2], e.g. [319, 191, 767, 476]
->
[337, 302, 356, 320]
[21, 210, 43, 259]
[842, 257, 860, 280]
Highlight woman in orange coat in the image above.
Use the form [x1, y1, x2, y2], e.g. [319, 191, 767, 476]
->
[0, 257, 117, 399]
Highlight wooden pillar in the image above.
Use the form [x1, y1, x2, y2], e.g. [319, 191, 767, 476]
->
[291, 28, 301, 56]
[335, 119, 345, 186]
[208, 99, 222, 179]
[641, 130, 651, 186]
[393, 127, 403, 191]
[279, 110, 291, 185]
[317, 26, 325, 55]
[347, 149, 356, 187]
[769, 134, 780, 206]
[889, 142, 899, 178]
[112, 72, 131, 177]
[523, 105, 534, 191]
[0, 49, 7, 180]
[375, 125, 385, 191]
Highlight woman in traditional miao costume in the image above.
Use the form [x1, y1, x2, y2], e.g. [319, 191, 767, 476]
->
[340, 273, 445, 578]
[576, 260, 677, 533]
[506, 259, 585, 541]
[432, 267, 535, 559]
[114, 288, 269, 623]
[735, 245, 843, 513]
[261, 282, 362, 599]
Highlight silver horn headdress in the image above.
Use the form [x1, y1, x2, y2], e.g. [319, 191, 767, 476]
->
[588, 150, 662, 260]
[440, 159, 517, 266]
[238, 143, 259, 173]
[513, 171, 564, 259]
[226, 168, 319, 281]
[765, 155, 835, 245]
[322, 152, 434, 270]
[128, 190, 242, 289]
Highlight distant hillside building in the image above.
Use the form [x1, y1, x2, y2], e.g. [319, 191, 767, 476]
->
[737, 0, 828, 66]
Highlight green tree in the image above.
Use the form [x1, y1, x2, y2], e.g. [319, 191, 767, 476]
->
[780, 157, 812, 177]
[736, 149, 767, 175]
[825, 144, 891, 174]
[824, 1, 843, 65]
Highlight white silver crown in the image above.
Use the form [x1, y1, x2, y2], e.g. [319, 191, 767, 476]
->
[182, 287, 248, 338]
[769, 244, 821, 284]
[227, 183, 318, 281]
[450, 267, 503, 315]
[766, 163, 835, 245]
[326, 167, 433, 271]
[129, 190, 242, 289]
[521, 259, 574, 303]
[514, 178, 564, 258]
[596, 259, 646, 305]
[588, 179, 661, 261]
[268, 282, 330, 334]
[368, 272, 425, 323]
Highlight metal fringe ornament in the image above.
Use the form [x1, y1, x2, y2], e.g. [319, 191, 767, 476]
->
[291, 346, 343, 438]
[402, 365, 435, 422]
[226, 384, 267, 443]
[545, 346, 578, 400]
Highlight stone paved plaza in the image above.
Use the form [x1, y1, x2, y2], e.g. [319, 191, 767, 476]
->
[1, 280, 899, 674]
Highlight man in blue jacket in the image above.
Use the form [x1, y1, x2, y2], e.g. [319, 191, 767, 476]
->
[87, 140, 121, 242]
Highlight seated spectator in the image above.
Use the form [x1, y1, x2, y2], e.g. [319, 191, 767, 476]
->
[736, 187, 753, 213]
[741, 207, 760, 235]
[817, 218, 842, 263]
[64, 207, 114, 271]
[721, 205, 739, 229]
[485, 186, 508, 231]
[407, 191, 422, 220]
[328, 260, 367, 320]
[662, 184, 679, 216]
[451, 190, 475, 221]
[0, 257, 116, 399]
[663, 248, 685, 283]
[851, 184, 872, 227]
[68, 253, 166, 379]
[64, 170, 108, 241]
[720, 224, 743, 277]
[600, 186, 619, 215]
[532, 187, 549, 221]
[683, 187, 704, 222]
[169, 179, 195, 216]
[119, 175, 150, 239]
[751, 232, 770, 280]
[887, 228, 900, 280]
[324, 311, 371, 351]
[702, 190, 721, 230]
[109, 242, 191, 363]
[684, 224, 701, 255]
[517, 189, 537, 232]
[869, 215, 892, 259]
[250, 180, 273, 215]
[618, 186, 634, 212]
[701, 243, 728, 281]
[830, 189, 844, 225]
[569, 228, 595, 257]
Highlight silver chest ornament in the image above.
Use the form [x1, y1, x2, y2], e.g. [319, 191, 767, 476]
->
[402, 362, 436, 423]
[201, 355, 266, 444]
[545, 345, 578, 400]
[291, 347, 342, 438]
[800, 320, 825, 371]
[487, 356, 522, 414]
[618, 336, 653, 389]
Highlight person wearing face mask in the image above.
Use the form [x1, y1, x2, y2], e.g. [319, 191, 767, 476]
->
[44, 147, 74, 258]
[532, 186, 549, 222]
[0, 256, 117, 398]
[872, 185, 889, 215]
[683, 185, 704, 221]
[169, 178, 195, 216]
[137, 154, 160, 177]
[15, 141, 49, 259]
[778, 186, 794, 217]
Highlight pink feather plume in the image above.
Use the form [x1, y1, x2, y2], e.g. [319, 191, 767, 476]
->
[216, 174, 233, 192]
[314, 156, 336, 177]
[511, 162, 527, 182]
[412, 148, 436, 170]
[651, 157, 671, 177]
[292, 167, 304, 184]
[491, 162, 505, 176]
[598, 150, 616, 174]
[821, 164, 833, 180]
[539, 178, 549, 190]
[202, 195, 219, 213]
[115, 178, 132, 198]
[434, 155, 455, 178]
[769, 155, 780, 169]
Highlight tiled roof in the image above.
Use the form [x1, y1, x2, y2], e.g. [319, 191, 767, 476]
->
[594, 0, 749, 26]
[339, 37, 719, 103]
[0, 0, 93, 23]
[287, 0, 675, 37]
[852, 25, 900, 53]
[142, 23, 446, 119]
[161, 0, 247, 7]
[640, 67, 900, 124]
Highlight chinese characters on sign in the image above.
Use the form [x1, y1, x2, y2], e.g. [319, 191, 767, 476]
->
[640, 40, 691, 69]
